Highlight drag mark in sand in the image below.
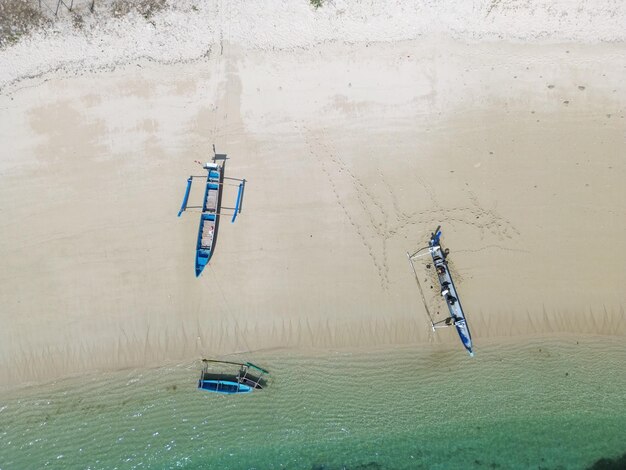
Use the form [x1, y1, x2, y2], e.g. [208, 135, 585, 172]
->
[394, 186, 519, 244]
[463, 188, 520, 240]
[298, 125, 391, 289]
[298, 125, 521, 289]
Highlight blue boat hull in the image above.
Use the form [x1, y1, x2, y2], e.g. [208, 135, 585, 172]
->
[198, 379, 253, 394]
[195, 166, 224, 277]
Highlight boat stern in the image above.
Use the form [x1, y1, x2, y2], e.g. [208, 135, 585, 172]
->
[195, 250, 211, 277]
[455, 322, 474, 357]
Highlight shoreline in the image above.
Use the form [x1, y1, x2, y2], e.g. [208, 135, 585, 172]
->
[1, 332, 624, 394]
[2, 334, 625, 469]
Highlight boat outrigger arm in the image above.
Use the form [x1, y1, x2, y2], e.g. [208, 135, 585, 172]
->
[198, 359, 270, 394]
[407, 226, 474, 357]
[201, 359, 269, 389]
[177, 168, 246, 221]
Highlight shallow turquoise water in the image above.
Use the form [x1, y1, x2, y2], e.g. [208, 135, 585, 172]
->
[1, 336, 625, 469]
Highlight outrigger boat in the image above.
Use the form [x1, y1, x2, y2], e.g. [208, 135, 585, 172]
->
[178, 147, 246, 277]
[198, 359, 269, 394]
[407, 226, 474, 356]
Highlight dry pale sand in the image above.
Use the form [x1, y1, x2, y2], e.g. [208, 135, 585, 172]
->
[1, 1, 625, 387]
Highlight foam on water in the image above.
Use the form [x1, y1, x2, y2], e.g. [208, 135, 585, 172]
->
[0, 336, 625, 469]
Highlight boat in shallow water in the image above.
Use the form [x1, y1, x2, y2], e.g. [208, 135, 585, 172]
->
[194, 161, 223, 277]
[198, 360, 269, 394]
[407, 226, 474, 356]
[198, 379, 254, 394]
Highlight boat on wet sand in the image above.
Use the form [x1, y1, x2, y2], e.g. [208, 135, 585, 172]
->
[407, 226, 474, 356]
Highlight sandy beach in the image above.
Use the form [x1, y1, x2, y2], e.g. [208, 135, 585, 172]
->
[1, 0, 625, 388]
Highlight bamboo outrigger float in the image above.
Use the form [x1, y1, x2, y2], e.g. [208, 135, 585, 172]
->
[178, 147, 246, 277]
[407, 226, 474, 356]
[198, 359, 269, 394]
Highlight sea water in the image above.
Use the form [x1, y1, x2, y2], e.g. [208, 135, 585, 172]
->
[0, 336, 625, 470]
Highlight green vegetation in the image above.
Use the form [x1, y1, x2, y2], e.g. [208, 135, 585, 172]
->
[111, 0, 168, 20]
[0, 0, 48, 48]
[0, 0, 173, 49]
[310, 0, 324, 9]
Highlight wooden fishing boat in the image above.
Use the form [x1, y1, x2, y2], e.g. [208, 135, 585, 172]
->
[178, 148, 246, 277]
[194, 161, 224, 277]
[407, 226, 474, 356]
[198, 360, 269, 394]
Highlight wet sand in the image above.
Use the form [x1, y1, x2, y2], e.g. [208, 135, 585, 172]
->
[1, 3, 625, 387]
